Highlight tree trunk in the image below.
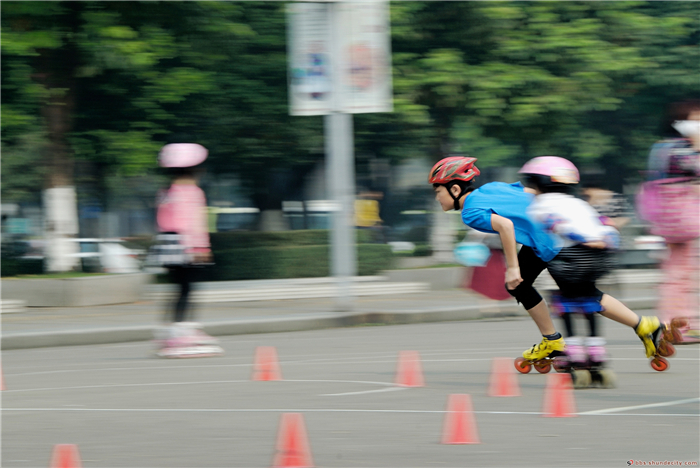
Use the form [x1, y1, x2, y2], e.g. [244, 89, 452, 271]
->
[35, 25, 80, 271]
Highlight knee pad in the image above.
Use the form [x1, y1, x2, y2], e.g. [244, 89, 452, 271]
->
[506, 283, 543, 311]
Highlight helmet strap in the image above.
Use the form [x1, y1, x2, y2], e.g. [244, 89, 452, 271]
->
[447, 184, 465, 210]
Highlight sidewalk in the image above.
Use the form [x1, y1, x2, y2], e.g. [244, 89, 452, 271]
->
[1, 273, 660, 350]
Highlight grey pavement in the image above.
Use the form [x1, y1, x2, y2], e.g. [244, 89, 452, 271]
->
[3, 319, 698, 467]
[1, 273, 660, 350]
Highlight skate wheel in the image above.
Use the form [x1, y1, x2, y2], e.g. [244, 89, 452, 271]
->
[650, 356, 669, 372]
[552, 358, 568, 373]
[514, 357, 532, 374]
[671, 317, 689, 329]
[572, 369, 592, 389]
[534, 361, 551, 374]
[597, 369, 617, 389]
[671, 328, 683, 344]
[657, 340, 676, 358]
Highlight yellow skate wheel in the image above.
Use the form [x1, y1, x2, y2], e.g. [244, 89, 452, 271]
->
[514, 357, 532, 374]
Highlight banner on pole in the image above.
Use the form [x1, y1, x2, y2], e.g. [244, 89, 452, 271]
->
[287, 1, 392, 116]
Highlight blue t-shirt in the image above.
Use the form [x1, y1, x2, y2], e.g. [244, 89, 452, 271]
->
[462, 181, 560, 262]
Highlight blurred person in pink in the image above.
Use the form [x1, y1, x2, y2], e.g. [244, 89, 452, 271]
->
[639, 100, 700, 344]
[152, 143, 223, 358]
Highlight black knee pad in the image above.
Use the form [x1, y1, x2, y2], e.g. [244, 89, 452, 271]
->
[506, 283, 543, 311]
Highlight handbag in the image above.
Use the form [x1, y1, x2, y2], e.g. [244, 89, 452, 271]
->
[145, 233, 192, 269]
[636, 177, 700, 244]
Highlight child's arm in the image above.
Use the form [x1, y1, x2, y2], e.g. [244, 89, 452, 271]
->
[490, 214, 523, 290]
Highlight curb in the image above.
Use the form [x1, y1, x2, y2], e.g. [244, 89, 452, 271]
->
[1, 304, 526, 351]
[0, 296, 657, 350]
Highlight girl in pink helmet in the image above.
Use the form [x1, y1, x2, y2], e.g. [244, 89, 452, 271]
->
[152, 143, 223, 358]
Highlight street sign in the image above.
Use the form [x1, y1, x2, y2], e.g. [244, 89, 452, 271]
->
[287, 1, 392, 115]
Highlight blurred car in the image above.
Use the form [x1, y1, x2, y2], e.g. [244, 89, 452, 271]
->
[69, 238, 143, 273]
[208, 207, 260, 232]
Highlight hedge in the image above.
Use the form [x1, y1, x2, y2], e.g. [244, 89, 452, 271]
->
[204, 243, 394, 281]
[2, 230, 393, 280]
[208, 229, 377, 250]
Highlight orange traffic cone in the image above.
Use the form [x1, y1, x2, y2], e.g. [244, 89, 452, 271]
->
[542, 372, 577, 417]
[441, 394, 480, 444]
[488, 357, 521, 397]
[50, 444, 82, 468]
[252, 346, 283, 381]
[272, 413, 314, 468]
[394, 350, 425, 387]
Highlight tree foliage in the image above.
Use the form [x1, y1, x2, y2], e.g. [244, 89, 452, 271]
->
[2, 1, 698, 210]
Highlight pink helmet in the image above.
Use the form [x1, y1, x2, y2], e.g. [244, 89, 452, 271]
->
[518, 156, 579, 184]
[158, 143, 208, 168]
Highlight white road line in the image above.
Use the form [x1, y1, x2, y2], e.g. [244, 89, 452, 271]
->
[2, 407, 698, 417]
[321, 387, 406, 397]
[578, 397, 700, 415]
[1, 378, 398, 394]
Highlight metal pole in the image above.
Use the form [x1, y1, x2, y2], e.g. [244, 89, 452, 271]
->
[325, 112, 356, 310]
[326, 1, 356, 310]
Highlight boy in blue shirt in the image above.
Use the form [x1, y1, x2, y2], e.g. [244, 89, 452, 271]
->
[429, 156, 670, 367]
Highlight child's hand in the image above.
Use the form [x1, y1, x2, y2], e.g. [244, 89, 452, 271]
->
[505, 266, 523, 290]
[193, 251, 213, 264]
[583, 241, 607, 249]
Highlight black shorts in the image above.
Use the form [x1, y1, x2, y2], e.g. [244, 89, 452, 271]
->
[547, 245, 617, 299]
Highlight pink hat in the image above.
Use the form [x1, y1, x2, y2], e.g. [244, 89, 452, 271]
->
[158, 143, 208, 168]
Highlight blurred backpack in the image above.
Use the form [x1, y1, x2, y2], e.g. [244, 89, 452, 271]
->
[638, 138, 700, 243]
[636, 177, 700, 243]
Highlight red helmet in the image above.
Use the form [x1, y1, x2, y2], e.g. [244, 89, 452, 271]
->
[428, 157, 480, 185]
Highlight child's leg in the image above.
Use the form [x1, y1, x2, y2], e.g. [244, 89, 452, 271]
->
[585, 313, 598, 337]
[509, 247, 566, 360]
[599, 294, 639, 328]
[526, 300, 558, 336]
[659, 240, 700, 340]
[508, 246, 559, 336]
[600, 294, 666, 358]
[562, 312, 576, 337]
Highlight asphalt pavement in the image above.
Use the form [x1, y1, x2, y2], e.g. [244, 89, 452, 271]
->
[2, 318, 698, 467]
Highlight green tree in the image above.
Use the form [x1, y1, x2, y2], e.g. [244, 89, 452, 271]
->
[390, 1, 699, 188]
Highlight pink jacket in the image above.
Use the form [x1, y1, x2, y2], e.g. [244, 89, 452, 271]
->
[157, 183, 210, 254]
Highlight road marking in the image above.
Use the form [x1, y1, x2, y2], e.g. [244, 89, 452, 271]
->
[1, 378, 398, 394]
[321, 387, 406, 396]
[3, 407, 698, 417]
[578, 397, 700, 415]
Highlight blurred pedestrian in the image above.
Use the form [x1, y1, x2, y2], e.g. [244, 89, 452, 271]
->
[581, 176, 633, 231]
[638, 100, 700, 343]
[152, 143, 223, 358]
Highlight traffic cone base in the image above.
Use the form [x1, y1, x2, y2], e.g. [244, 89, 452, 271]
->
[442, 394, 480, 444]
[488, 357, 521, 397]
[394, 350, 425, 387]
[50, 444, 82, 468]
[542, 372, 577, 417]
[252, 346, 283, 381]
[272, 413, 314, 468]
